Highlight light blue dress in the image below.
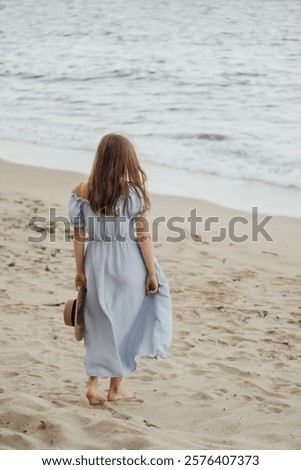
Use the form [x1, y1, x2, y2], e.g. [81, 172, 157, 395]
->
[68, 186, 172, 377]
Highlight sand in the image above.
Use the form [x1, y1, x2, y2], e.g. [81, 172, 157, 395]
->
[1, 158, 301, 450]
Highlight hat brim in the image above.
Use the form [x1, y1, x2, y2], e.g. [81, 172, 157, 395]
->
[64, 298, 76, 327]
[63, 286, 86, 341]
[74, 285, 86, 341]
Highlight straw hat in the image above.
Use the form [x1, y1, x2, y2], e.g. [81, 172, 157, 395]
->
[63, 285, 86, 341]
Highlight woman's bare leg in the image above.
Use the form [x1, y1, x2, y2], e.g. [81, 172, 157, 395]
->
[86, 376, 107, 405]
[107, 377, 136, 401]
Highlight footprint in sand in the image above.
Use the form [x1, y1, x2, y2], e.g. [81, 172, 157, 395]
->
[105, 406, 133, 421]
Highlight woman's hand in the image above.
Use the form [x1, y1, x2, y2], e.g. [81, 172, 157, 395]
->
[75, 271, 86, 290]
[145, 272, 158, 295]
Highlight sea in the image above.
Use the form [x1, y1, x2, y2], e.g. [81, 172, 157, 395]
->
[1, 0, 301, 213]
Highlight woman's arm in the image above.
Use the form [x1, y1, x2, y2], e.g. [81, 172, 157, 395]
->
[73, 226, 86, 289]
[135, 216, 158, 295]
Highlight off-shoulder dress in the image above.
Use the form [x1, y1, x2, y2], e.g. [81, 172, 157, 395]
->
[68, 186, 172, 377]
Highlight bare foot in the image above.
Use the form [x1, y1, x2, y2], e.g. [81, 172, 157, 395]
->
[107, 388, 136, 402]
[86, 388, 107, 405]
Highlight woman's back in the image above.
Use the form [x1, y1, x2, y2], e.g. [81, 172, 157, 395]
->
[69, 181, 145, 243]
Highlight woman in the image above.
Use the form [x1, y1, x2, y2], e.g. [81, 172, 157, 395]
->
[68, 133, 172, 405]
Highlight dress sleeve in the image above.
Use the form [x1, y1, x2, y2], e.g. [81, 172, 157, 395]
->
[127, 187, 145, 218]
[68, 192, 86, 228]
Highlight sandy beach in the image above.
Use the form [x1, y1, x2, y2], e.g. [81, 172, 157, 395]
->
[1, 158, 301, 450]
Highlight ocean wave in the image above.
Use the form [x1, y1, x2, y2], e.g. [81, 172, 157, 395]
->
[0, 118, 300, 190]
[196, 133, 226, 141]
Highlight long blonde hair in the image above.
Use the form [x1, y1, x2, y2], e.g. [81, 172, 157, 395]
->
[87, 133, 150, 215]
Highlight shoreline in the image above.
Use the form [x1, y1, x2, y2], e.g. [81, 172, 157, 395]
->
[1, 157, 300, 271]
[1, 138, 301, 219]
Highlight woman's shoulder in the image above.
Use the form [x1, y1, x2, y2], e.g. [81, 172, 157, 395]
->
[72, 181, 89, 200]
[69, 183, 87, 226]
[127, 183, 143, 198]
[126, 184, 145, 217]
